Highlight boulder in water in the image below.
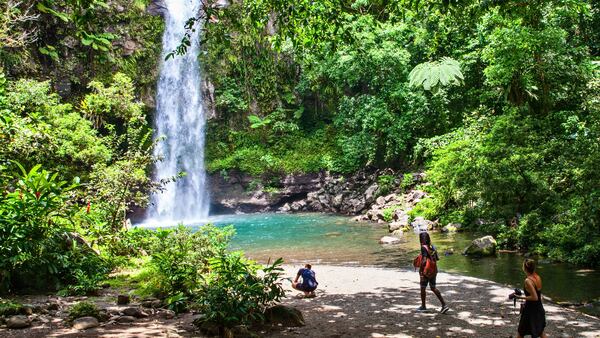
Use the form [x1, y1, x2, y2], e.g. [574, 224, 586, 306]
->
[379, 236, 401, 245]
[441, 223, 462, 233]
[411, 217, 433, 231]
[388, 221, 405, 232]
[464, 235, 497, 256]
[390, 229, 405, 237]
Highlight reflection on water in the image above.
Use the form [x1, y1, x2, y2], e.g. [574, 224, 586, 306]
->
[192, 213, 600, 307]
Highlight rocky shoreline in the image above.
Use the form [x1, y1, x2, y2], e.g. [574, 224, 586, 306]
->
[209, 169, 466, 242]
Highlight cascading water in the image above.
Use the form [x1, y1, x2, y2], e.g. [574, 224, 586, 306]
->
[146, 0, 209, 224]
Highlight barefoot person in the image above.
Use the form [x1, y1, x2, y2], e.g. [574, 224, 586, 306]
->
[417, 232, 449, 313]
[292, 263, 318, 297]
[511, 259, 547, 338]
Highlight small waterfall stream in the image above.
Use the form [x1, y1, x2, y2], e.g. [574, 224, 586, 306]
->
[146, 0, 209, 224]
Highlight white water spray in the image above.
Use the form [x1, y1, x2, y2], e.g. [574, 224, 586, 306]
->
[146, 0, 209, 224]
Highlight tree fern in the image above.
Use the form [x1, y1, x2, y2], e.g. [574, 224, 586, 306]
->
[409, 57, 464, 91]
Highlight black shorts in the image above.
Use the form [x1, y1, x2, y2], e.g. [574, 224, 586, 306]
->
[296, 283, 317, 292]
[420, 274, 437, 288]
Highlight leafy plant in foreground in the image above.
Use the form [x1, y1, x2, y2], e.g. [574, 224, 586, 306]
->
[195, 254, 285, 333]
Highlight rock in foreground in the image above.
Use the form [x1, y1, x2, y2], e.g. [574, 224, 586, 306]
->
[6, 315, 31, 329]
[72, 316, 99, 330]
[264, 305, 304, 327]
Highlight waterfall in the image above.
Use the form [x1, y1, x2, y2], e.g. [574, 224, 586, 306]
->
[146, 0, 209, 224]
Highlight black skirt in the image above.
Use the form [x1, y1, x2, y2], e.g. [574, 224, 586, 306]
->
[518, 289, 546, 337]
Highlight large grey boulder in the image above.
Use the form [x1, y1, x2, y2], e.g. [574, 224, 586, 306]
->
[6, 315, 30, 329]
[441, 223, 462, 233]
[392, 212, 410, 226]
[411, 217, 433, 231]
[279, 203, 291, 212]
[332, 193, 344, 208]
[141, 298, 162, 309]
[388, 221, 406, 232]
[290, 200, 306, 211]
[364, 184, 379, 204]
[390, 229, 405, 237]
[73, 316, 99, 330]
[348, 198, 366, 213]
[464, 236, 497, 256]
[384, 193, 398, 203]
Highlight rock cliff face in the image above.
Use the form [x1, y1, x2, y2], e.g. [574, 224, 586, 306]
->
[208, 171, 322, 214]
[208, 169, 417, 215]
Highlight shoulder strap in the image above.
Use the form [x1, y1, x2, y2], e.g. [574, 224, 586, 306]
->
[422, 245, 432, 259]
[525, 276, 540, 291]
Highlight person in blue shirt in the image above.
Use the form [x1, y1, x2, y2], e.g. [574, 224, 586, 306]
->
[292, 263, 318, 297]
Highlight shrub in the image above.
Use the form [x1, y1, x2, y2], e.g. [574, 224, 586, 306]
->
[400, 173, 414, 190]
[195, 255, 285, 332]
[0, 163, 104, 292]
[141, 224, 234, 298]
[382, 205, 401, 222]
[0, 301, 26, 316]
[377, 175, 395, 196]
[68, 301, 100, 321]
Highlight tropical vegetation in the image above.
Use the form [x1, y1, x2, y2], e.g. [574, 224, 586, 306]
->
[0, 0, 598, 334]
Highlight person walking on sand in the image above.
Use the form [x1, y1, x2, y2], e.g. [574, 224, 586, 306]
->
[292, 263, 318, 298]
[416, 232, 449, 313]
[510, 259, 547, 338]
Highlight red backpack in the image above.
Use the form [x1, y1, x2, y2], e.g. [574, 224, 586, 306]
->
[413, 245, 437, 278]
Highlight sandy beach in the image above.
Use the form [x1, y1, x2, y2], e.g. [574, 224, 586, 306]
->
[270, 265, 600, 338]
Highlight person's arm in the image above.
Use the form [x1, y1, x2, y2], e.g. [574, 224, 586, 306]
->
[518, 279, 538, 302]
[293, 270, 301, 284]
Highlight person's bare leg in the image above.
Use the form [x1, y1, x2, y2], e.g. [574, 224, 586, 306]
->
[516, 334, 523, 338]
[420, 287, 426, 308]
[540, 332, 548, 338]
[430, 287, 446, 307]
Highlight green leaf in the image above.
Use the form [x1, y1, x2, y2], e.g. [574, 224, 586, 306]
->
[409, 57, 464, 91]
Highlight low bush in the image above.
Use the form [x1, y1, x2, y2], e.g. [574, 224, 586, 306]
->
[0, 163, 110, 293]
[377, 175, 395, 196]
[195, 254, 285, 332]
[0, 301, 26, 316]
[68, 301, 100, 321]
[140, 224, 234, 298]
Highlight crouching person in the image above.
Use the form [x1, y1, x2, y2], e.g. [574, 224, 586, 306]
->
[292, 263, 318, 298]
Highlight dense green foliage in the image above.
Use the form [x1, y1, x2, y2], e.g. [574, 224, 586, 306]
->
[136, 225, 285, 330]
[192, 0, 600, 265]
[0, 0, 598, 317]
